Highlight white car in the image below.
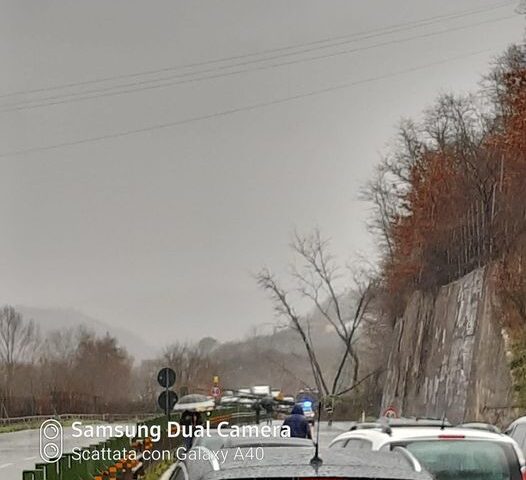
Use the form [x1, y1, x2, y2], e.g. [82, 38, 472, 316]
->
[329, 425, 526, 480]
[506, 417, 526, 456]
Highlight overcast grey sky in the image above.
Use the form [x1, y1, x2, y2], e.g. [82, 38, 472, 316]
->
[0, 0, 524, 346]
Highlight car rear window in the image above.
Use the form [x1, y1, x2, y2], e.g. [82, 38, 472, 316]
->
[396, 440, 521, 480]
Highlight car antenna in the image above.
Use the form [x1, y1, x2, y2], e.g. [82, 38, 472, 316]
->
[440, 410, 447, 430]
[310, 398, 323, 468]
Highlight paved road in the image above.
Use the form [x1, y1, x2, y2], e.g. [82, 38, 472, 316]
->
[0, 424, 119, 480]
[315, 421, 354, 447]
[0, 421, 352, 480]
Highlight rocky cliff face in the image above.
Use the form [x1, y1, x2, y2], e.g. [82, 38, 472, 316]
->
[381, 267, 516, 425]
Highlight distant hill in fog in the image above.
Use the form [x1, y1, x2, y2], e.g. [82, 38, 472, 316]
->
[16, 306, 158, 361]
[213, 288, 378, 393]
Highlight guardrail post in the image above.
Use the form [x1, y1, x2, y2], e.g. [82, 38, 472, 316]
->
[58, 453, 73, 480]
[86, 444, 102, 478]
[43, 462, 59, 480]
[76, 449, 89, 479]
[33, 465, 46, 480]
[34, 463, 49, 480]
[20, 411, 257, 480]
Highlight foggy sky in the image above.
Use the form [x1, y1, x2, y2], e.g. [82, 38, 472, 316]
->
[0, 0, 524, 347]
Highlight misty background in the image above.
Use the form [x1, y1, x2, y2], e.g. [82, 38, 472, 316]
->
[1, 0, 524, 358]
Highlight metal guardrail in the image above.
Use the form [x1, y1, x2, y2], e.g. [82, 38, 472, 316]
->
[20, 408, 256, 480]
[0, 413, 158, 426]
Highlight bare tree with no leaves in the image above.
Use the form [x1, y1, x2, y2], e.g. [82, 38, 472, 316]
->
[0, 305, 39, 403]
[256, 230, 377, 407]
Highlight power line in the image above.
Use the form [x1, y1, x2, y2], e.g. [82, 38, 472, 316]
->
[0, 13, 516, 113]
[0, 48, 494, 159]
[1, 4, 513, 109]
[0, 0, 513, 103]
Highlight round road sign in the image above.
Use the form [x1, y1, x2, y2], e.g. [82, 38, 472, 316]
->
[382, 406, 398, 418]
[211, 386, 221, 398]
[158, 390, 178, 413]
[157, 367, 176, 388]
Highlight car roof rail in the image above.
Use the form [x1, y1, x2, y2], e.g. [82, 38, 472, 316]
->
[378, 417, 452, 428]
[457, 422, 501, 433]
[392, 446, 423, 472]
[349, 422, 392, 435]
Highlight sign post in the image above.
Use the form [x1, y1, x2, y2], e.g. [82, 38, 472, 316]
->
[157, 367, 177, 420]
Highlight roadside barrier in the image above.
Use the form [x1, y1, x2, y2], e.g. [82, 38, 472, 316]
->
[1, 413, 158, 427]
[21, 408, 256, 480]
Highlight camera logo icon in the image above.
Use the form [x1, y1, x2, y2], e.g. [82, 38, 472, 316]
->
[39, 419, 63, 463]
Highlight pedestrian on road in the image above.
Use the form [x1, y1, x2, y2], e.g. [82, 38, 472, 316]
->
[180, 409, 203, 450]
[252, 401, 262, 425]
[281, 405, 312, 439]
[261, 397, 274, 426]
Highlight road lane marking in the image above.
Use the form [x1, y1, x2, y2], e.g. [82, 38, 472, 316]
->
[0, 463, 14, 469]
[24, 456, 37, 461]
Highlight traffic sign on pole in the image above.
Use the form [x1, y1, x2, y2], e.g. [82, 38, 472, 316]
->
[382, 406, 398, 418]
[157, 368, 176, 388]
[158, 390, 178, 414]
[211, 386, 221, 399]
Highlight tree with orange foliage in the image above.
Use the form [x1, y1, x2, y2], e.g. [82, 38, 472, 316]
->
[367, 43, 526, 318]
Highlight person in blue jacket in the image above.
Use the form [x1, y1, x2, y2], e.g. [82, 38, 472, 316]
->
[281, 404, 312, 439]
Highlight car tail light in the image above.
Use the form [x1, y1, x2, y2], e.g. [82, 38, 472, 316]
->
[438, 434, 465, 439]
[521, 466, 526, 480]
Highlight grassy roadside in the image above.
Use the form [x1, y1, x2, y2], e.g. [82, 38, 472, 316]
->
[0, 420, 45, 434]
[0, 418, 100, 434]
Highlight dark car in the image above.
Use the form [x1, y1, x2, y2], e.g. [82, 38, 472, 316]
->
[191, 431, 313, 451]
[171, 446, 433, 480]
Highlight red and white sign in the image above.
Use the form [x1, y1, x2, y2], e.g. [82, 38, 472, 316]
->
[211, 386, 221, 398]
[382, 406, 398, 418]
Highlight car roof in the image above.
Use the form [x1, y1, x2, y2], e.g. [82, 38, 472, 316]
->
[188, 447, 432, 480]
[332, 426, 516, 444]
[348, 419, 452, 433]
[458, 422, 501, 433]
[224, 436, 313, 448]
[508, 416, 526, 429]
[383, 418, 452, 427]
[192, 433, 313, 449]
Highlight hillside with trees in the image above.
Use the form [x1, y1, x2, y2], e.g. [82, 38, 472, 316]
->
[365, 41, 526, 418]
[2, 41, 524, 421]
[367, 42, 526, 325]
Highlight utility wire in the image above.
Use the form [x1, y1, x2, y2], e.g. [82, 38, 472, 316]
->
[0, 0, 514, 104]
[0, 48, 494, 159]
[0, 13, 516, 113]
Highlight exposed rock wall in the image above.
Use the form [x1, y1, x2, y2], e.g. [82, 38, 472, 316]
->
[381, 267, 516, 424]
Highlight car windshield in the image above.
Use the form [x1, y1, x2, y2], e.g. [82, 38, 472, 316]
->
[399, 441, 520, 480]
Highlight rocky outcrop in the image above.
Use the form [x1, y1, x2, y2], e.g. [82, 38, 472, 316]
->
[381, 267, 516, 425]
